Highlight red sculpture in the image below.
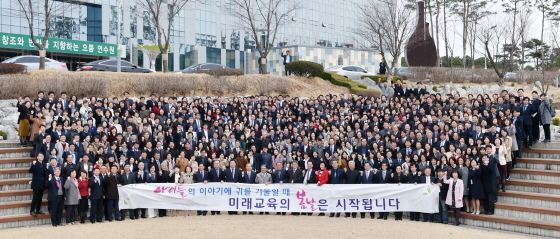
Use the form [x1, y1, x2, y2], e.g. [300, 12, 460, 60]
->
[405, 1, 437, 67]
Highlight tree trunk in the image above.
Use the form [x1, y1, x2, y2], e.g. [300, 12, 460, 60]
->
[259, 54, 268, 74]
[39, 49, 46, 70]
[162, 52, 169, 72]
[150, 60, 156, 71]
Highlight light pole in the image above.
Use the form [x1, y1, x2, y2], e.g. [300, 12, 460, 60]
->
[116, 0, 122, 72]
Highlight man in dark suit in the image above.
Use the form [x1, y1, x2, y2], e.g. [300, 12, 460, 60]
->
[355, 138, 370, 156]
[287, 161, 303, 184]
[328, 160, 345, 217]
[196, 151, 212, 170]
[89, 168, 104, 223]
[134, 162, 148, 219]
[194, 164, 209, 216]
[435, 169, 449, 224]
[272, 162, 288, 215]
[46, 169, 65, 227]
[29, 153, 47, 216]
[414, 82, 426, 98]
[224, 160, 241, 215]
[407, 164, 422, 221]
[374, 163, 391, 219]
[420, 168, 436, 222]
[360, 163, 376, 219]
[240, 163, 255, 215]
[512, 109, 526, 159]
[531, 91, 542, 143]
[120, 164, 136, 220]
[344, 161, 362, 218]
[208, 160, 224, 215]
[302, 161, 317, 216]
[280, 50, 293, 76]
[520, 97, 535, 148]
[103, 165, 122, 221]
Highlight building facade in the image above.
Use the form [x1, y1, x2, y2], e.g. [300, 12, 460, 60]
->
[0, 0, 384, 73]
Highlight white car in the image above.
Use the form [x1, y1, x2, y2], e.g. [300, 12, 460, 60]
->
[325, 65, 369, 80]
[1, 55, 68, 71]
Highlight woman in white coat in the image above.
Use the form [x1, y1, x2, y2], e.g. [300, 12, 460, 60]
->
[444, 170, 464, 226]
[494, 138, 508, 192]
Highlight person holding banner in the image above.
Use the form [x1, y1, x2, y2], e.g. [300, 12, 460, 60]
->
[146, 165, 158, 218]
[286, 161, 302, 216]
[225, 160, 241, 215]
[209, 160, 225, 215]
[407, 164, 422, 221]
[360, 163, 375, 219]
[242, 163, 255, 215]
[421, 167, 436, 222]
[328, 160, 344, 218]
[315, 162, 329, 216]
[256, 164, 273, 215]
[390, 165, 409, 220]
[375, 162, 391, 220]
[195, 164, 209, 216]
[344, 161, 362, 218]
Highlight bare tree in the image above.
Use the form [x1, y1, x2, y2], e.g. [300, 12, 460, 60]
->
[517, 5, 534, 70]
[12, 0, 75, 70]
[136, 0, 190, 72]
[354, 0, 416, 75]
[478, 18, 512, 86]
[227, 0, 301, 74]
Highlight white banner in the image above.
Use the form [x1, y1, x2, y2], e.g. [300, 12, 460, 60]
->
[118, 183, 440, 213]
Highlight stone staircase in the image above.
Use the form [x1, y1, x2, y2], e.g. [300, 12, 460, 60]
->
[450, 142, 560, 238]
[0, 141, 52, 229]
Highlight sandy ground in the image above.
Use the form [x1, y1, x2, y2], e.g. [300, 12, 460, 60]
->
[1, 213, 531, 239]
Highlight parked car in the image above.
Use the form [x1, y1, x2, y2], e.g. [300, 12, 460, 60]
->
[1, 55, 68, 71]
[78, 59, 154, 73]
[176, 63, 230, 74]
[325, 65, 369, 80]
[504, 72, 518, 80]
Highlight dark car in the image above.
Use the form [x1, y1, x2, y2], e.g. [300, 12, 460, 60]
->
[177, 63, 231, 74]
[78, 59, 154, 73]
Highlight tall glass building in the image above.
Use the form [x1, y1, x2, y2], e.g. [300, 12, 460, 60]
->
[0, 0, 389, 74]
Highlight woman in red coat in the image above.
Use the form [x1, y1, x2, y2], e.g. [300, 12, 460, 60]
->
[315, 162, 329, 186]
[77, 170, 90, 224]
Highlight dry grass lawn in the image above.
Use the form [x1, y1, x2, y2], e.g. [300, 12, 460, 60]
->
[0, 70, 348, 99]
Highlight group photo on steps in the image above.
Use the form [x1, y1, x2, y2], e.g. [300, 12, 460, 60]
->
[17, 85, 553, 228]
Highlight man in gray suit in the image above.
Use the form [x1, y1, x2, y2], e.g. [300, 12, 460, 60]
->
[255, 165, 272, 215]
[120, 164, 136, 220]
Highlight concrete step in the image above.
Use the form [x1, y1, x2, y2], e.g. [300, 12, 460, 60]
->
[498, 191, 560, 209]
[0, 157, 35, 169]
[532, 141, 560, 149]
[0, 178, 31, 191]
[0, 168, 32, 180]
[494, 203, 560, 225]
[509, 169, 560, 183]
[523, 148, 560, 159]
[506, 179, 560, 195]
[0, 190, 47, 203]
[516, 158, 560, 171]
[0, 141, 24, 149]
[0, 148, 33, 159]
[0, 213, 54, 229]
[0, 200, 48, 216]
[450, 211, 560, 238]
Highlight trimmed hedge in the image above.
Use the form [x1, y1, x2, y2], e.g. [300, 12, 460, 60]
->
[360, 75, 405, 84]
[285, 61, 324, 78]
[0, 63, 26, 74]
[319, 72, 380, 95]
[203, 67, 243, 76]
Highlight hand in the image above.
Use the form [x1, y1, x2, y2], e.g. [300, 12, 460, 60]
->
[88, 192, 91, 196]
[67, 176, 70, 180]
[117, 184, 122, 187]
[49, 174, 52, 179]
[159, 171, 162, 176]
[203, 180, 208, 184]
[79, 158, 83, 162]
[437, 183, 442, 187]
[94, 177, 98, 182]
[315, 171, 318, 175]
[279, 181, 283, 184]
[33, 160, 36, 165]
[328, 171, 331, 175]
[64, 162, 67, 167]
[220, 180, 224, 183]
[391, 173, 394, 177]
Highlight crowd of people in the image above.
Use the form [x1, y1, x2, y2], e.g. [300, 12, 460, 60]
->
[18, 82, 552, 227]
